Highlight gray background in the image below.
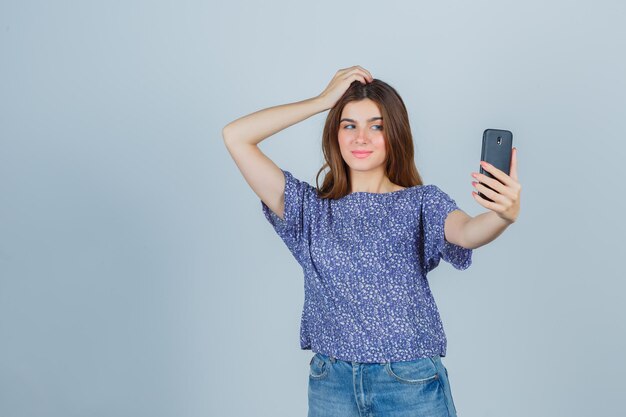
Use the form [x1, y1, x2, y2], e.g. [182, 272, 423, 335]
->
[1, 0, 625, 416]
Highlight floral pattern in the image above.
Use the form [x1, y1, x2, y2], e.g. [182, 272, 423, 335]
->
[261, 169, 472, 363]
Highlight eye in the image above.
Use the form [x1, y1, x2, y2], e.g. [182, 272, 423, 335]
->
[342, 124, 383, 130]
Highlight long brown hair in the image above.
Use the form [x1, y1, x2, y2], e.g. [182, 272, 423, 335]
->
[315, 79, 423, 199]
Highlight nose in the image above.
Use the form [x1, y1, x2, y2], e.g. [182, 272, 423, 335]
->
[354, 128, 369, 144]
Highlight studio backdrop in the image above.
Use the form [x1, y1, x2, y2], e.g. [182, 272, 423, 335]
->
[1, 1, 624, 416]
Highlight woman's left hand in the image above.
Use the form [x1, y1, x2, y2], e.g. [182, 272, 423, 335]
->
[471, 147, 521, 224]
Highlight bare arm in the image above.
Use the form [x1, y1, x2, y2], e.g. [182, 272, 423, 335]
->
[444, 209, 512, 250]
[444, 148, 521, 250]
[222, 97, 329, 147]
[221, 97, 329, 221]
[222, 66, 374, 220]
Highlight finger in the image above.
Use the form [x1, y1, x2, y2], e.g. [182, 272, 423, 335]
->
[336, 67, 358, 78]
[472, 172, 518, 201]
[480, 161, 514, 186]
[356, 65, 374, 81]
[343, 66, 372, 81]
[343, 66, 363, 74]
[348, 68, 372, 83]
[473, 181, 508, 205]
[472, 191, 501, 211]
[344, 73, 368, 85]
[472, 172, 507, 195]
[510, 147, 518, 181]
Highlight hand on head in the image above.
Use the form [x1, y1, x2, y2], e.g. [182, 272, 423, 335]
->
[317, 66, 374, 110]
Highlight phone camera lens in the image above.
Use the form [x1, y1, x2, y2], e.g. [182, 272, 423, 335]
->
[497, 136, 502, 145]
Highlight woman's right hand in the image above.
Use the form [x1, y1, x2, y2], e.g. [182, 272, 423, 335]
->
[317, 66, 374, 110]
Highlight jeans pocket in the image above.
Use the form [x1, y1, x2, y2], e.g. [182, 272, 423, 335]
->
[384, 356, 440, 384]
[309, 353, 330, 380]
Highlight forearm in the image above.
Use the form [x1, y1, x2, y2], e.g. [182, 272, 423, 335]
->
[461, 210, 514, 249]
[222, 96, 329, 146]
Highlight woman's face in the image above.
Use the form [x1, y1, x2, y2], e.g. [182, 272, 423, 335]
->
[337, 98, 387, 173]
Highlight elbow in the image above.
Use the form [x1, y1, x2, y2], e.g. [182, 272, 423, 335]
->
[222, 123, 234, 143]
[223, 123, 243, 149]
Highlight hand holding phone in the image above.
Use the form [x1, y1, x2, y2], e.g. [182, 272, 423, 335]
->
[478, 129, 513, 202]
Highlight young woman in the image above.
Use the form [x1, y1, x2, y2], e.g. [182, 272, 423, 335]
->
[222, 66, 521, 417]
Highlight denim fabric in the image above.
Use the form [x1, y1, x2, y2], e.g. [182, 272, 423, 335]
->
[308, 352, 457, 417]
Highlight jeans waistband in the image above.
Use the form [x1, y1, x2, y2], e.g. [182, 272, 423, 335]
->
[316, 351, 441, 366]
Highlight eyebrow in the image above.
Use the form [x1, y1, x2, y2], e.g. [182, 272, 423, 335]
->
[340, 117, 383, 123]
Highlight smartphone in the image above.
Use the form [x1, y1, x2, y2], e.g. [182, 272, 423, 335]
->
[479, 129, 513, 202]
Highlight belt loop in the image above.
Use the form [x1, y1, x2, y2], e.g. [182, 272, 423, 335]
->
[330, 356, 336, 363]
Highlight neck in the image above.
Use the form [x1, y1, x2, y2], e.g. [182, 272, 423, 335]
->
[349, 170, 396, 193]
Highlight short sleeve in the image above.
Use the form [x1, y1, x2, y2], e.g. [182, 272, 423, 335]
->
[420, 185, 473, 272]
[260, 169, 315, 262]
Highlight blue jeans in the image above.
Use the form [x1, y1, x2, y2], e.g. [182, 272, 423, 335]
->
[308, 352, 458, 417]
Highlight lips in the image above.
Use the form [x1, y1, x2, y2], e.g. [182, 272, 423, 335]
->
[351, 151, 373, 159]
